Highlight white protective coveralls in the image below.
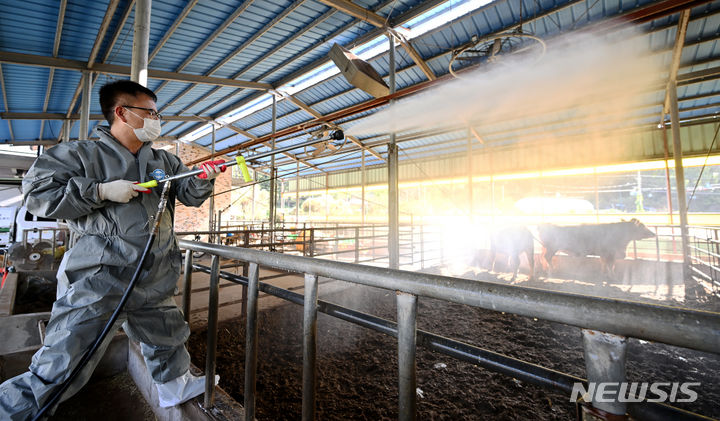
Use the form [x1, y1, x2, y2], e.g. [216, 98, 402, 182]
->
[0, 126, 213, 420]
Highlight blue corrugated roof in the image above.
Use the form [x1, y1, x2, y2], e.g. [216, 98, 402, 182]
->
[1, 0, 720, 177]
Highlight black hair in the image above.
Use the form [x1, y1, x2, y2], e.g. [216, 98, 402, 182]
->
[99, 80, 158, 125]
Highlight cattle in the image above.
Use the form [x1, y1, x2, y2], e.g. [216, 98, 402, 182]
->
[487, 226, 535, 281]
[538, 218, 654, 278]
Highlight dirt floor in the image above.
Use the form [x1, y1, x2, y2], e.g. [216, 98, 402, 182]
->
[188, 279, 720, 421]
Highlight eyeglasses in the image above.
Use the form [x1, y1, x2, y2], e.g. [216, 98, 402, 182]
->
[123, 105, 162, 120]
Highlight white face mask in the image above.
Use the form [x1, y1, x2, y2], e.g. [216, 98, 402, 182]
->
[124, 109, 162, 142]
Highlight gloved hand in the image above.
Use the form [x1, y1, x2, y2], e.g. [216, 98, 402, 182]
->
[197, 160, 226, 180]
[97, 180, 150, 203]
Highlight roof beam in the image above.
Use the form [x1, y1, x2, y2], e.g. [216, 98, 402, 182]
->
[316, 0, 438, 81]
[62, 0, 121, 122]
[0, 112, 218, 121]
[0, 52, 272, 90]
[198, 116, 327, 173]
[39, 0, 68, 141]
[158, 0, 305, 114]
[394, 34, 436, 81]
[149, 0, 196, 62]
[0, 64, 14, 142]
[162, 3, 372, 128]
[152, 0, 254, 97]
[169, 0, 413, 137]
[282, 93, 386, 161]
[0, 139, 58, 146]
[469, 126, 485, 144]
[315, 0, 387, 27]
[660, 9, 692, 123]
[89, 0, 122, 68]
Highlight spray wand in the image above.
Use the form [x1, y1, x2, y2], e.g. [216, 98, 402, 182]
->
[136, 129, 344, 189]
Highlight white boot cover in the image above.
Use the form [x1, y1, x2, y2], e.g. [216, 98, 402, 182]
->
[156, 371, 220, 408]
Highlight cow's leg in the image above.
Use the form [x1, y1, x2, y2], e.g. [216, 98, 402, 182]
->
[600, 256, 616, 284]
[509, 254, 520, 281]
[488, 247, 497, 272]
[526, 249, 535, 280]
[542, 248, 556, 274]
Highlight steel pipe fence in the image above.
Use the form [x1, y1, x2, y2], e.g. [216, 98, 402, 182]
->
[189, 263, 707, 421]
[183, 220, 720, 295]
[178, 223, 445, 268]
[190, 263, 705, 420]
[179, 239, 720, 420]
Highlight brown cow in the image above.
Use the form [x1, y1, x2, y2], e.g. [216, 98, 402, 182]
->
[487, 226, 535, 281]
[538, 218, 654, 278]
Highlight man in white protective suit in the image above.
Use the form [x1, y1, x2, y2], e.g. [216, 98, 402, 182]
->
[0, 80, 223, 420]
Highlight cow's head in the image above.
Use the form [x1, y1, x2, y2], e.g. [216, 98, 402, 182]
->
[629, 218, 655, 239]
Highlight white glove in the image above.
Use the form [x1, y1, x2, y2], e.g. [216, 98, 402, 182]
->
[97, 180, 149, 203]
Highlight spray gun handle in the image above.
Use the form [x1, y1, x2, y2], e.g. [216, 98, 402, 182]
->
[135, 180, 157, 190]
[197, 160, 228, 179]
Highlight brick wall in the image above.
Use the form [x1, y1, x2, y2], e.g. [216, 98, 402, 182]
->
[153, 141, 232, 235]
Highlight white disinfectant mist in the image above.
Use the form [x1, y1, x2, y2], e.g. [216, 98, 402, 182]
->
[346, 26, 664, 144]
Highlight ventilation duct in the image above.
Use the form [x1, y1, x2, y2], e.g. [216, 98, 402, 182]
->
[329, 43, 390, 98]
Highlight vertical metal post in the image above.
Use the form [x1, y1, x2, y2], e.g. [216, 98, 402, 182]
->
[241, 259, 249, 318]
[208, 125, 216, 243]
[410, 218, 415, 266]
[204, 255, 221, 408]
[270, 95, 277, 245]
[302, 274, 319, 421]
[334, 223, 339, 260]
[467, 129, 473, 218]
[296, 162, 300, 223]
[633, 240, 638, 259]
[397, 292, 417, 421]
[244, 262, 260, 421]
[251, 169, 256, 220]
[355, 227, 360, 263]
[388, 32, 400, 270]
[662, 126, 674, 225]
[131, 0, 151, 86]
[302, 227, 307, 257]
[325, 174, 329, 223]
[51, 230, 56, 262]
[242, 232, 250, 317]
[669, 81, 692, 295]
[420, 225, 425, 270]
[361, 150, 366, 225]
[182, 249, 193, 323]
[594, 170, 600, 224]
[581, 329, 628, 416]
[63, 119, 70, 142]
[79, 71, 91, 140]
[309, 228, 315, 257]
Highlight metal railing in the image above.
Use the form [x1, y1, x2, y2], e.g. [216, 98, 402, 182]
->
[178, 239, 720, 421]
[178, 223, 446, 269]
[686, 226, 720, 297]
[186, 219, 720, 295]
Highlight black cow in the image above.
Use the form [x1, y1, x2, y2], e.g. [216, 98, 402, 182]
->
[488, 226, 535, 281]
[538, 218, 654, 278]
